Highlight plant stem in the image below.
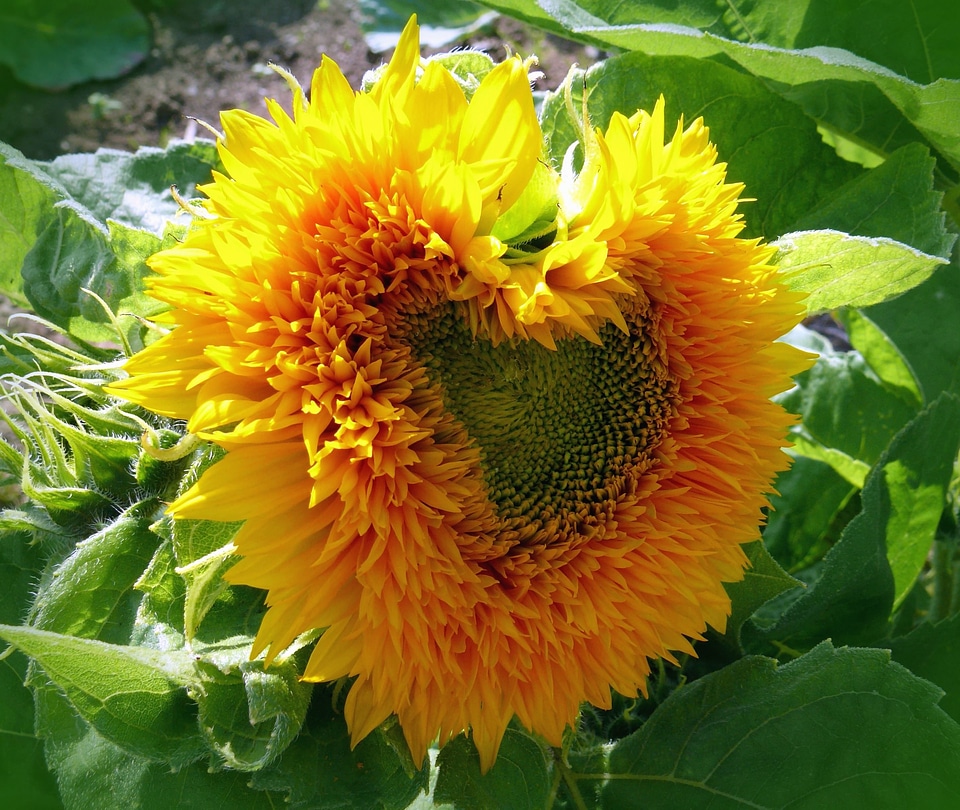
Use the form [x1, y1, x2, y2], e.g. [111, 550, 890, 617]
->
[932, 539, 954, 622]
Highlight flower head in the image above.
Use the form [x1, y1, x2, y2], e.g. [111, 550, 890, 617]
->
[109, 18, 809, 771]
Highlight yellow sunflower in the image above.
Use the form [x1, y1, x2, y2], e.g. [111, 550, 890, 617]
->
[109, 17, 809, 771]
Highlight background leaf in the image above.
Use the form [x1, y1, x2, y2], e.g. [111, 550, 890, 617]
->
[887, 614, 960, 724]
[41, 141, 221, 235]
[250, 693, 430, 809]
[763, 456, 856, 572]
[0, 531, 62, 810]
[0, 0, 149, 89]
[878, 394, 960, 606]
[359, 0, 495, 52]
[539, 51, 860, 239]
[434, 729, 551, 810]
[778, 336, 918, 487]
[788, 143, 954, 258]
[600, 642, 960, 807]
[864, 261, 960, 401]
[37, 685, 280, 810]
[480, 0, 960, 169]
[720, 541, 800, 651]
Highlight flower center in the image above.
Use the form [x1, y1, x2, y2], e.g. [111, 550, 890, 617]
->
[395, 295, 681, 547]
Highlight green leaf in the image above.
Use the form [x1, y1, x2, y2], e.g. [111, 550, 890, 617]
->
[30, 505, 163, 645]
[191, 639, 312, 772]
[483, 0, 960, 170]
[38, 686, 279, 810]
[539, 52, 860, 239]
[0, 529, 61, 809]
[0, 663, 62, 810]
[779, 345, 918, 488]
[41, 141, 220, 235]
[0, 0, 149, 89]
[721, 541, 800, 651]
[19, 200, 149, 342]
[876, 394, 960, 607]
[887, 614, 960, 724]
[0, 142, 61, 306]
[0, 624, 205, 766]
[250, 694, 430, 809]
[744, 427, 897, 652]
[789, 142, 955, 258]
[717, 0, 960, 83]
[748, 392, 959, 649]
[169, 517, 243, 641]
[775, 230, 949, 314]
[763, 456, 856, 571]
[601, 642, 960, 806]
[434, 729, 551, 810]
[865, 260, 960, 401]
[0, 139, 211, 343]
[838, 308, 922, 407]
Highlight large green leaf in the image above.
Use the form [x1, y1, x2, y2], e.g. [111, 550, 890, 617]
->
[42, 141, 220, 235]
[744, 424, 896, 652]
[0, 142, 65, 307]
[539, 51, 860, 239]
[789, 142, 954, 258]
[250, 695, 430, 809]
[0, 624, 205, 767]
[0, 140, 214, 343]
[37, 686, 279, 810]
[0, 531, 61, 809]
[480, 0, 960, 170]
[0, 0, 149, 89]
[600, 643, 960, 807]
[887, 614, 960, 724]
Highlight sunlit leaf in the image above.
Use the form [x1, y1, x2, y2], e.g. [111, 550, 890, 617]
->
[481, 0, 960, 169]
[876, 394, 960, 607]
[775, 230, 948, 313]
[0, 624, 205, 766]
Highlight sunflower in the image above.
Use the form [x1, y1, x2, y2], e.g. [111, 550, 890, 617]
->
[108, 17, 809, 771]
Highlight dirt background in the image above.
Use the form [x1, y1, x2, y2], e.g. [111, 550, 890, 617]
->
[0, 0, 592, 160]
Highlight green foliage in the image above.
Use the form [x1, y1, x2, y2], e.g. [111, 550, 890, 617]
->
[3, 3, 960, 808]
[598, 643, 960, 808]
[0, 0, 150, 89]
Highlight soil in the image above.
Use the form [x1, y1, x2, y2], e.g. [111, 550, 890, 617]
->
[0, 0, 593, 161]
